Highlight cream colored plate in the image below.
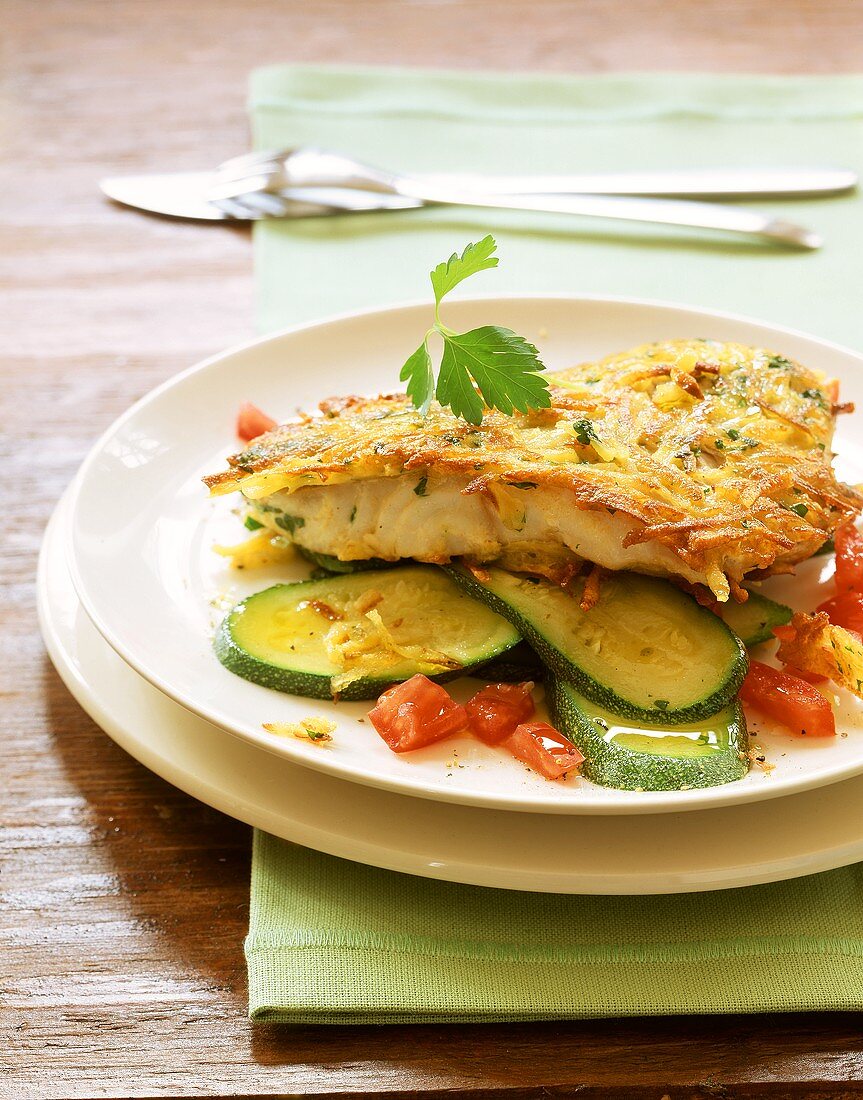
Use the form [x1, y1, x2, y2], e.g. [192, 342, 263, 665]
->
[65, 295, 863, 814]
[41, 491, 863, 893]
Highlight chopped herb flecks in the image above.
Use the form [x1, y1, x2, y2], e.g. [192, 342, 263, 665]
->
[573, 419, 598, 447]
[274, 513, 305, 535]
[802, 388, 827, 409]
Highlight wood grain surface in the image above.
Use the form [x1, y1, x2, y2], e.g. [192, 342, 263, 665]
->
[4, 2, 863, 1097]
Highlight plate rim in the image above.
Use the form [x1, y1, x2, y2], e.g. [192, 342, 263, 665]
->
[64, 292, 863, 816]
[63, 289, 863, 465]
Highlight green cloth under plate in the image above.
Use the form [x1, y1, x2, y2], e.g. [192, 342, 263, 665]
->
[248, 834, 863, 1024]
[252, 66, 863, 346]
[247, 66, 863, 1023]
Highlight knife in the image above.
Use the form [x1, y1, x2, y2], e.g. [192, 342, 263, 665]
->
[101, 172, 427, 221]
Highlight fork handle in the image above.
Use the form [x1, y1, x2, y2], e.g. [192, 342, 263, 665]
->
[389, 182, 821, 249]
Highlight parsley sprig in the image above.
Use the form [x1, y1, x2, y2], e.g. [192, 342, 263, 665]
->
[399, 236, 551, 425]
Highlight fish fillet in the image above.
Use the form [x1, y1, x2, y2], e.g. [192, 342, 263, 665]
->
[205, 339, 862, 601]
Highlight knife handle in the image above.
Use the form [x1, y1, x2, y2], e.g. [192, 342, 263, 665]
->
[418, 167, 858, 199]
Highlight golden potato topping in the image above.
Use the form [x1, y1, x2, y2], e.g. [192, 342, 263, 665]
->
[205, 339, 861, 600]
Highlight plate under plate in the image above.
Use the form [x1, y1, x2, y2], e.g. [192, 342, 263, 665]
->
[41, 491, 863, 893]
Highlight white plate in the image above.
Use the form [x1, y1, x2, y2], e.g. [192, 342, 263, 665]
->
[66, 295, 863, 815]
[41, 491, 863, 892]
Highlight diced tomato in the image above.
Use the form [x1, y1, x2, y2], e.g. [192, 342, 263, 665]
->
[368, 674, 467, 753]
[834, 521, 863, 594]
[781, 664, 828, 685]
[816, 592, 863, 640]
[464, 682, 535, 744]
[237, 402, 277, 443]
[739, 660, 835, 738]
[503, 721, 584, 780]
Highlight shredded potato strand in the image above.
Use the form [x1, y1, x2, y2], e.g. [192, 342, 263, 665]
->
[324, 602, 461, 692]
[775, 611, 863, 699]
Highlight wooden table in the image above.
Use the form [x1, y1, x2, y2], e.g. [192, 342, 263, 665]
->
[5, 2, 863, 1096]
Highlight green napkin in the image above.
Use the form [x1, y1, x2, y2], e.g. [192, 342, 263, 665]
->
[247, 66, 863, 1023]
[249, 834, 863, 1023]
[252, 66, 863, 346]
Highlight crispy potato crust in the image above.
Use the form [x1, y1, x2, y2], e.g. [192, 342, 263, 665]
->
[775, 611, 863, 700]
[205, 339, 862, 593]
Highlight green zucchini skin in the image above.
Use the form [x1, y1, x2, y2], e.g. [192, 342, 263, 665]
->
[472, 641, 545, 683]
[214, 620, 438, 701]
[717, 589, 793, 647]
[215, 623, 379, 700]
[296, 547, 397, 575]
[215, 566, 521, 701]
[445, 564, 748, 725]
[548, 676, 749, 791]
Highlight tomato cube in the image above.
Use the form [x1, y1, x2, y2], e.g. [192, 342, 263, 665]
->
[503, 721, 584, 780]
[464, 681, 535, 744]
[368, 674, 468, 754]
[237, 402, 277, 443]
[739, 660, 835, 738]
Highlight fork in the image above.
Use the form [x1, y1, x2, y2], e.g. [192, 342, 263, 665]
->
[205, 147, 832, 248]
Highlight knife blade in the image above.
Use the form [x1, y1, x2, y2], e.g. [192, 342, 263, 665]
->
[100, 172, 425, 220]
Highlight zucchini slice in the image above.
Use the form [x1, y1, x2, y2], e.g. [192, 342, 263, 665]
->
[446, 565, 747, 724]
[215, 565, 521, 701]
[297, 547, 397, 575]
[717, 589, 792, 647]
[548, 676, 749, 791]
[472, 641, 546, 683]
